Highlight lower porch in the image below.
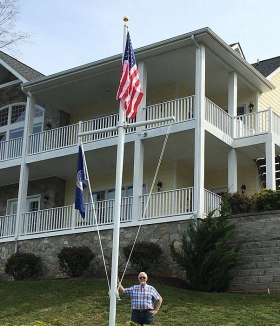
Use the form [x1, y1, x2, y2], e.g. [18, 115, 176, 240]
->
[0, 187, 221, 242]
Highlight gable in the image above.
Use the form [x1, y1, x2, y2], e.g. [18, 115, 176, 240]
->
[230, 42, 246, 60]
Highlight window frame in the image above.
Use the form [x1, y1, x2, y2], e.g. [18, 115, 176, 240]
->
[0, 103, 45, 143]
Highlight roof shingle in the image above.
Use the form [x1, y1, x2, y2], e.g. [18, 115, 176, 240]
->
[252, 56, 280, 77]
[0, 51, 44, 81]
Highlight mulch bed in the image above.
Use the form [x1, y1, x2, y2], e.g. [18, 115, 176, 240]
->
[122, 274, 191, 290]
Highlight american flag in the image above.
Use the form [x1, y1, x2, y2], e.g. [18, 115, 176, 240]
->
[116, 32, 143, 119]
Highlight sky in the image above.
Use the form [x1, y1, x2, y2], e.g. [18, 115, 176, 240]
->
[10, 0, 280, 76]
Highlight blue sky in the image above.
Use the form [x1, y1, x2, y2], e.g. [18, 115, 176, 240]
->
[15, 0, 280, 75]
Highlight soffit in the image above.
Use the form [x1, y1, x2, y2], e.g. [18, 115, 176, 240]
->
[22, 28, 274, 112]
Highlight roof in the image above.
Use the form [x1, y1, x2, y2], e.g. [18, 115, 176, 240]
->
[252, 56, 280, 78]
[0, 51, 44, 82]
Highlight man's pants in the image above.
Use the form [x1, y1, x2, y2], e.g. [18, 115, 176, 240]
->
[131, 309, 153, 325]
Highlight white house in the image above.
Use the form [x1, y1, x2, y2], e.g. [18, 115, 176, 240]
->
[0, 27, 279, 249]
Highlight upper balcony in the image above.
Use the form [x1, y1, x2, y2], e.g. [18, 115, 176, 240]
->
[0, 96, 279, 164]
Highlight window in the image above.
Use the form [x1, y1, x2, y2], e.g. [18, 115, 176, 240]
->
[0, 107, 8, 126]
[10, 128, 24, 139]
[91, 184, 145, 202]
[0, 103, 44, 144]
[0, 133, 6, 141]
[7, 196, 41, 215]
[11, 105, 26, 123]
[224, 103, 247, 116]
[237, 104, 246, 116]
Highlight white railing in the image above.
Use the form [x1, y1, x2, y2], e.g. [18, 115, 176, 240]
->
[19, 197, 133, 235]
[205, 99, 232, 136]
[78, 196, 133, 227]
[81, 114, 135, 144]
[272, 111, 280, 138]
[29, 124, 79, 154]
[0, 188, 222, 239]
[204, 189, 221, 216]
[21, 206, 73, 235]
[0, 138, 23, 161]
[234, 110, 269, 138]
[144, 96, 195, 129]
[29, 114, 136, 154]
[141, 187, 194, 219]
[0, 214, 16, 237]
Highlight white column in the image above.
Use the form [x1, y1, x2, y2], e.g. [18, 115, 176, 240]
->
[14, 94, 35, 248]
[255, 92, 260, 132]
[266, 141, 276, 190]
[228, 148, 237, 192]
[228, 72, 237, 138]
[132, 62, 147, 222]
[193, 44, 205, 219]
[254, 92, 259, 112]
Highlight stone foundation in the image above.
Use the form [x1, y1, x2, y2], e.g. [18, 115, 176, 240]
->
[0, 221, 188, 281]
[1, 212, 280, 293]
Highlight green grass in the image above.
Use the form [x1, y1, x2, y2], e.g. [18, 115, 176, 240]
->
[1, 278, 280, 326]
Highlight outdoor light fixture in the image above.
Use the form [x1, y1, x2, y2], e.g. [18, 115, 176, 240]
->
[157, 181, 163, 192]
[241, 184, 246, 194]
[44, 194, 49, 205]
[249, 102, 254, 113]
[46, 122, 52, 130]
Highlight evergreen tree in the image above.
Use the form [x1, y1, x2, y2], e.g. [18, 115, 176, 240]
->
[170, 209, 240, 292]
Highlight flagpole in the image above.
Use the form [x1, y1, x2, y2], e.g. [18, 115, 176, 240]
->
[108, 17, 128, 326]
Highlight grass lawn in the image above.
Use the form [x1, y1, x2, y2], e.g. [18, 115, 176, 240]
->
[1, 277, 280, 326]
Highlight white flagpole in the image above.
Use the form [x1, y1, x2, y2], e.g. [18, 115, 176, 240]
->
[108, 18, 128, 326]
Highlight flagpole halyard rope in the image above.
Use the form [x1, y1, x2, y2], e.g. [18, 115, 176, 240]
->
[119, 122, 173, 285]
[80, 141, 111, 292]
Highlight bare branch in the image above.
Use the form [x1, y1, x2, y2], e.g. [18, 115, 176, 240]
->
[0, 0, 31, 55]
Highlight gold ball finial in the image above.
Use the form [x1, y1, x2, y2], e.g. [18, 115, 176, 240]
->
[123, 16, 129, 22]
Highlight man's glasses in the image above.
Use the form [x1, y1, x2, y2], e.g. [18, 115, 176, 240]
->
[139, 276, 146, 279]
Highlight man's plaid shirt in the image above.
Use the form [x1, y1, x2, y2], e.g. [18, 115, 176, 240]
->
[124, 284, 162, 310]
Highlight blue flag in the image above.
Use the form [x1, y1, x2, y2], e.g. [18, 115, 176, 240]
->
[75, 145, 87, 218]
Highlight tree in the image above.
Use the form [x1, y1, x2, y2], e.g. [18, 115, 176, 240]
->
[170, 210, 240, 292]
[0, 0, 30, 54]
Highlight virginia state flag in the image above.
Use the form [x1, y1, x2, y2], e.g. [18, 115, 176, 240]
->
[75, 145, 87, 218]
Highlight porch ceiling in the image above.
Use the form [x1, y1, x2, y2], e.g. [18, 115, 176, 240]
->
[23, 28, 273, 113]
[22, 130, 262, 184]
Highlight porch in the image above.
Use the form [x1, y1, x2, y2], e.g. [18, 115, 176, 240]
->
[0, 187, 221, 242]
[0, 96, 278, 161]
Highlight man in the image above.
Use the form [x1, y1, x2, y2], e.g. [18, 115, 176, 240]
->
[118, 272, 163, 326]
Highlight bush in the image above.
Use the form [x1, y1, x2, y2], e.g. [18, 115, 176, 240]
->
[252, 189, 280, 211]
[122, 241, 162, 273]
[170, 210, 240, 292]
[57, 246, 95, 277]
[5, 252, 43, 280]
[222, 192, 253, 215]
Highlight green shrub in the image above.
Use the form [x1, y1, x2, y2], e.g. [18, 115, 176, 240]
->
[252, 189, 280, 211]
[170, 210, 240, 292]
[122, 241, 162, 273]
[222, 192, 252, 215]
[5, 252, 43, 280]
[57, 246, 95, 277]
